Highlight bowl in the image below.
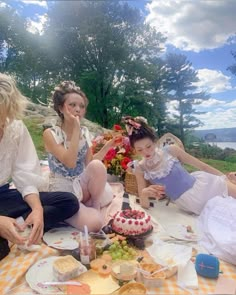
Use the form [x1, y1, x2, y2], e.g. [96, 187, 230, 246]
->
[118, 282, 146, 295]
[111, 261, 137, 281]
[137, 263, 166, 288]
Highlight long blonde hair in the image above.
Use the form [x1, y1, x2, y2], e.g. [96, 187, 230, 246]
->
[0, 73, 28, 123]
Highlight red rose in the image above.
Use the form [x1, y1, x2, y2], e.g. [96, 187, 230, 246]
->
[104, 148, 117, 161]
[113, 124, 122, 131]
[121, 157, 132, 170]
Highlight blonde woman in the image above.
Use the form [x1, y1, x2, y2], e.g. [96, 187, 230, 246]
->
[0, 73, 79, 260]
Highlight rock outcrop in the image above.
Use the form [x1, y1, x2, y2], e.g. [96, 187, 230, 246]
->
[26, 102, 108, 136]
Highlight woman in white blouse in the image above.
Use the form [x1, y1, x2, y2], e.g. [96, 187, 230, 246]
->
[0, 73, 79, 260]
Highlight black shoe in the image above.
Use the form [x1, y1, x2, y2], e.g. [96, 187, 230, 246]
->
[0, 237, 10, 261]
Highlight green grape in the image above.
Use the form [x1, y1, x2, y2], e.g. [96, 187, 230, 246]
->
[121, 240, 127, 246]
[114, 241, 120, 246]
[123, 245, 129, 251]
[128, 248, 133, 254]
[122, 254, 129, 260]
[109, 244, 116, 251]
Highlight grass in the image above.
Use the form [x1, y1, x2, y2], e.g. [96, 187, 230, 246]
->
[24, 117, 46, 160]
[184, 158, 236, 174]
[24, 118, 236, 173]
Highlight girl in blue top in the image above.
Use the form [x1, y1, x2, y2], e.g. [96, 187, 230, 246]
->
[123, 116, 236, 215]
[43, 81, 121, 232]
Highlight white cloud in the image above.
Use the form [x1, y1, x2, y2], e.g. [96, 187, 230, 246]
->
[166, 98, 236, 129]
[26, 13, 47, 35]
[0, 2, 7, 7]
[17, 0, 47, 8]
[146, 0, 236, 52]
[196, 107, 236, 129]
[195, 69, 234, 93]
[197, 98, 225, 108]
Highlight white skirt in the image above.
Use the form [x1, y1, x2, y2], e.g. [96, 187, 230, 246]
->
[174, 171, 227, 215]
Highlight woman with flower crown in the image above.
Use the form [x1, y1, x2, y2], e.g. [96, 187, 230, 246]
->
[43, 81, 122, 232]
[123, 116, 236, 215]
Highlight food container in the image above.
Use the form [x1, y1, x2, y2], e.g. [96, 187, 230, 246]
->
[137, 263, 166, 288]
[111, 261, 137, 281]
[118, 282, 147, 295]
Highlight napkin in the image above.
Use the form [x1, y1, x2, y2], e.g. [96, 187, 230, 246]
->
[146, 238, 192, 266]
[177, 260, 198, 290]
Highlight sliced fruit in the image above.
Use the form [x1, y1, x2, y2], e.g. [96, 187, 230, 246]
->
[101, 253, 112, 262]
[90, 258, 106, 271]
[97, 263, 111, 276]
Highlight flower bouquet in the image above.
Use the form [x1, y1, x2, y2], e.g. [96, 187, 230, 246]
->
[92, 125, 135, 180]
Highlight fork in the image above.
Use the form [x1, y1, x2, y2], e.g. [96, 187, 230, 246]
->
[42, 281, 82, 286]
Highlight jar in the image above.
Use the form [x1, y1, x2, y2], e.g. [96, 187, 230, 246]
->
[79, 236, 96, 266]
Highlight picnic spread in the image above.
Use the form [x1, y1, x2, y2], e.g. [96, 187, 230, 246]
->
[1, 184, 236, 295]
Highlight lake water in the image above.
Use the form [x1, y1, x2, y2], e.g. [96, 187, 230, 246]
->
[208, 142, 236, 150]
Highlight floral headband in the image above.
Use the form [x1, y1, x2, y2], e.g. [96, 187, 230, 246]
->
[122, 117, 141, 136]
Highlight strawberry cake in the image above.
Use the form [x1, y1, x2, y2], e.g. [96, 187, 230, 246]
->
[112, 209, 153, 236]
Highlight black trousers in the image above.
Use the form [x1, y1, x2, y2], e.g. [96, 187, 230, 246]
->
[0, 184, 79, 260]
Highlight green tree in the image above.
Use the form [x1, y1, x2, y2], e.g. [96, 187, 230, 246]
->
[164, 53, 209, 143]
[45, 1, 166, 128]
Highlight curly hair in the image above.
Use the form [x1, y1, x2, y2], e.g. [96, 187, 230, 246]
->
[0, 73, 27, 124]
[122, 115, 157, 147]
[51, 80, 89, 120]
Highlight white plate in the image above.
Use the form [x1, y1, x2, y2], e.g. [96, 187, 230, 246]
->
[43, 227, 80, 250]
[165, 224, 198, 241]
[25, 256, 87, 294]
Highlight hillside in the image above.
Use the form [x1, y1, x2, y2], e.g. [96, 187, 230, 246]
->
[193, 127, 236, 142]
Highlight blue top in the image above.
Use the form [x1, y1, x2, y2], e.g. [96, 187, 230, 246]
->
[47, 125, 92, 178]
[148, 161, 196, 200]
[140, 147, 196, 201]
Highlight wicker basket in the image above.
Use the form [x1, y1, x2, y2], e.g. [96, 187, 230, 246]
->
[124, 172, 138, 196]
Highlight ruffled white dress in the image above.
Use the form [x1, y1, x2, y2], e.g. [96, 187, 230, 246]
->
[139, 147, 227, 215]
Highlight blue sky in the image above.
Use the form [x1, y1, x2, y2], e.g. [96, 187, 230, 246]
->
[2, 0, 236, 130]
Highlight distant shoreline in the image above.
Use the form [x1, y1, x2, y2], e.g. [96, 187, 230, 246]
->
[208, 142, 236, 150]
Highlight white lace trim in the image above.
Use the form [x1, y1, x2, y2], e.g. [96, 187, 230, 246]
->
[141, 148, 179, 180]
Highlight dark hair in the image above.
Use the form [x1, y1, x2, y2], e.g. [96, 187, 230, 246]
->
[122, 116, 157, 147]
[51, 81, 88, 120]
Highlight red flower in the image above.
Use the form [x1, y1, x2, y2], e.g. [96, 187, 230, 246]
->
[104, 148, 117, 161]
[113, 124, 122, 131]
[121, 157, 132, 170]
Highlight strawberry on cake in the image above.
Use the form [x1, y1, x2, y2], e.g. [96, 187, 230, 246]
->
[112, 209, 152, 236]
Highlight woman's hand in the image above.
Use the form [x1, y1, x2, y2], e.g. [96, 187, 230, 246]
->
[0, 216, 26, 245]
[25, 207, 44, 245]
[105, 135, 123, 148]
[63, 104, 80, 130]
[142, 184, 166, 199]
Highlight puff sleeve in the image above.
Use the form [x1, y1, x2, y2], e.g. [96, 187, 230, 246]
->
[11, 121, 46, 198]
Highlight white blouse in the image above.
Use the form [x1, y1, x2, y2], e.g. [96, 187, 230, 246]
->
[0, 120, 46, 198]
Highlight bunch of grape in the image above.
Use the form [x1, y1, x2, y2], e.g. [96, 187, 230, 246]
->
[108, 240, 137, 260]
